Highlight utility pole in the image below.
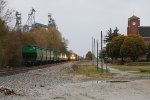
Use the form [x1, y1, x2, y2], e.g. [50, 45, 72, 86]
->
[94, 38, 95, 62]
[97, 40, 99, 71]
[101, 31, 103, 73]
[92, 37, 94, 64]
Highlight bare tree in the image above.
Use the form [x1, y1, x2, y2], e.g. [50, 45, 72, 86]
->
[0, 0, 14, 23]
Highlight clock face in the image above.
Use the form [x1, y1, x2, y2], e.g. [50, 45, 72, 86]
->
[132, 22, 136, 25]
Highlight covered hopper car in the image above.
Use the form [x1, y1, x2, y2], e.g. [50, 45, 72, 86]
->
[22, 45, 78, 66]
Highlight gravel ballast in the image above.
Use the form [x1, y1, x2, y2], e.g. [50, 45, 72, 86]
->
[0, 63, 150, 100]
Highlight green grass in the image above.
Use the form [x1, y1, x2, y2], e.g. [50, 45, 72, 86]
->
[131, 72, 150, 75]
[111, 65, 150, 75]
[127, 62, 150, 66]
[112, 65, 150, 71]
[68, 62, 114, 79]
[130, 62, 150, 64]
[73, 65, 104, 75]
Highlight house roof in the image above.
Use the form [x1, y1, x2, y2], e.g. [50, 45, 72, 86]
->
[139, 26, 150, 37]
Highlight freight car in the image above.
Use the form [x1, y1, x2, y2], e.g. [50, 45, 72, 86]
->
[22, 45, 78, 66]
[22, 45, 60, 66]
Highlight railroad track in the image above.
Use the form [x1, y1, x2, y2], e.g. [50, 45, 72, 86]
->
[0, 62, 67, 77]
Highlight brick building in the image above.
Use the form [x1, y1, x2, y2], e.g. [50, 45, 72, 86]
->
[127, 15, 150, 44]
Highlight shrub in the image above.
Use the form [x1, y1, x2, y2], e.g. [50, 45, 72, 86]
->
[72, 64, 79, 71]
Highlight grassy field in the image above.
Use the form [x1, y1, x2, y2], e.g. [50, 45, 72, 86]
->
[67, 62, 114, 79]
[111, 65, 150, 74]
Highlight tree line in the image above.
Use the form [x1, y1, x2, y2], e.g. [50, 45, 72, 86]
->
[0, 0, 69, 67]
[86, 27, 149, 64]
[105, 28, 147, 64]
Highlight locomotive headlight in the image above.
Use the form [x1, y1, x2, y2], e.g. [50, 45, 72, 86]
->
[70, 54, 76, 60]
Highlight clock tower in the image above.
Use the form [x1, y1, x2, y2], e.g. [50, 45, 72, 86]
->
[127, 15, 140, 35]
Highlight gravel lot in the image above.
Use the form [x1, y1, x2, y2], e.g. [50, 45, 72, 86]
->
[0, 62, 150, 100]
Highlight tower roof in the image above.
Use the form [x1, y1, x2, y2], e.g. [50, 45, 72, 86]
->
[129, 15, 140, 19]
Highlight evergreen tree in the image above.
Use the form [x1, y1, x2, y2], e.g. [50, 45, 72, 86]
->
[105, 27, 121, 58]
[104, 27, 120, 44]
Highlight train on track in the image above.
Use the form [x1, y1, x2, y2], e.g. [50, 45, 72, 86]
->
[22, 45, 79, 66]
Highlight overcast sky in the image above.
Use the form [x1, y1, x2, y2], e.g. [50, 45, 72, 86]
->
[7, 0, 150, 56]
